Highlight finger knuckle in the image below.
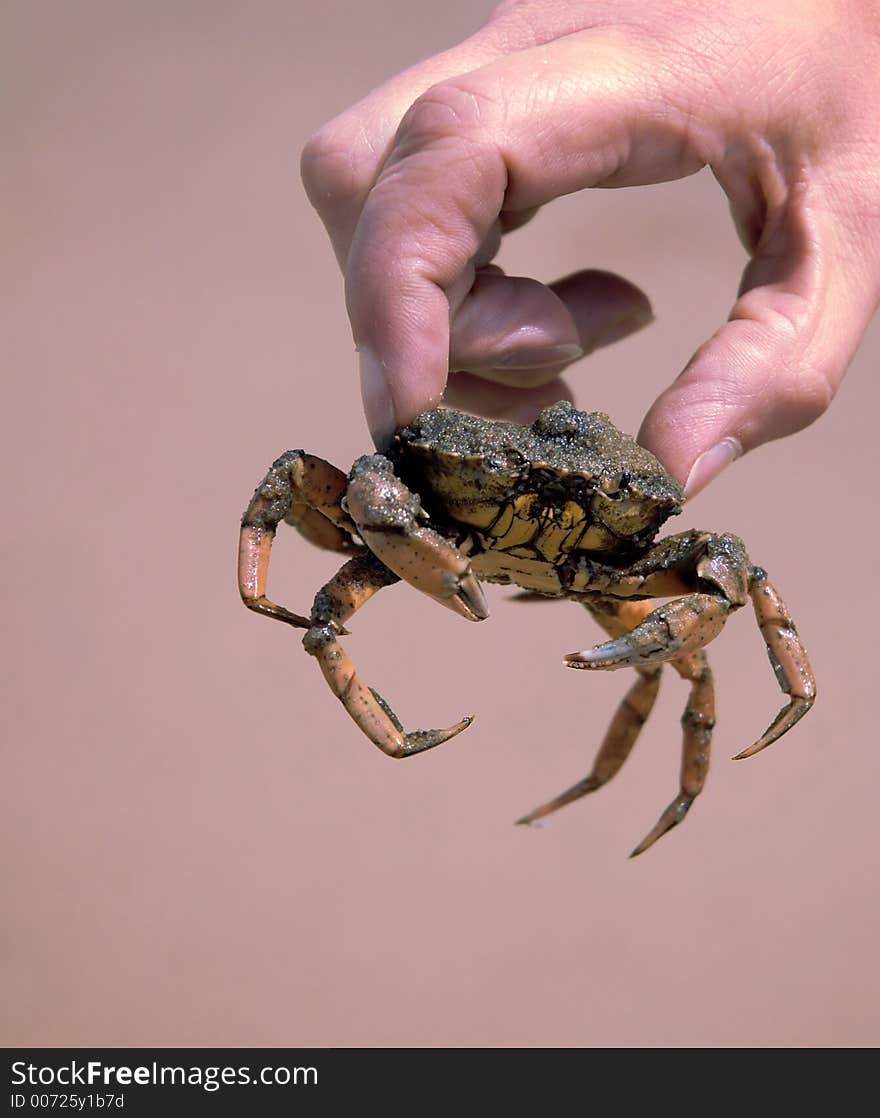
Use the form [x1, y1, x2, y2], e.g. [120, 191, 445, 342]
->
[748, 337, 834, 431]
[398, 78, 500, 151]
[300, 124, 360, 213]
[775, 365, 834, 429]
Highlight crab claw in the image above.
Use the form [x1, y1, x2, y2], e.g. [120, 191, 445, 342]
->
[565, 594, 729, 670]
[345, 455, 490, 623]
[357, 524, 489, 622]
[399, 716, 476, 755]
[450, 570, 490, 621]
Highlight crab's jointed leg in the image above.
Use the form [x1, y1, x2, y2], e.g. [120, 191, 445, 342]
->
[629, 647, 715, 857]
[518, 597, 717, 854]
[239, 450, 361, 628]
[565, 532, 815, 763]
[240, 450, 484, 757]
[303, 553, 474, 758]
[734, 569, 816, 759]
[516, 662, 662, 825]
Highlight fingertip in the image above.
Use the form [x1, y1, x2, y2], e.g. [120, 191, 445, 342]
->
[637, 319, 826, 496]
[550, 269, 654, 353]
[637, 385, 713, 487]
[350, 274, 451, 444]
[359, 348, 396, 450]
[449, 272, 582, 377]
[682, 437, 743, 499]
[449, 268, 654, 385]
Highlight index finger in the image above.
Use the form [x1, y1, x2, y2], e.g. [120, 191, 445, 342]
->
[301, 20, 520, 267]
[344, 32, 707, 442]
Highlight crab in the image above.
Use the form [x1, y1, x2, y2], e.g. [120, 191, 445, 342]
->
[239, 402, 815, 855]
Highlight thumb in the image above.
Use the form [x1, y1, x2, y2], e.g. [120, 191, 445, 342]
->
[638, 191, 878, 497]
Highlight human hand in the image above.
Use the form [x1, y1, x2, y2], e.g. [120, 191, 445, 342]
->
[301, 0, 880, 495]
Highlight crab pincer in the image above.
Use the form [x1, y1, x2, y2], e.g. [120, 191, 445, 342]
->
[344, 455, 489, 622]
[564, 594, 730, 669]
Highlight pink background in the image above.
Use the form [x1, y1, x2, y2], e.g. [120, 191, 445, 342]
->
[4, 1, 879, 1047]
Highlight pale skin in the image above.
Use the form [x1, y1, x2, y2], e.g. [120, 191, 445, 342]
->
[300, 0, 880, 495]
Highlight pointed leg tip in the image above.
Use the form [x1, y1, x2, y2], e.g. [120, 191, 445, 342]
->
[734, 697, 814, 761]
[629, 797, 693, 856]
[628, 831, 663, 858]
[629, 829, 664, 858]
[732, 740, 768, 761]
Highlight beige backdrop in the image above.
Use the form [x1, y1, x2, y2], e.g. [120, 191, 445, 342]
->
[4, 0, 879, 1048]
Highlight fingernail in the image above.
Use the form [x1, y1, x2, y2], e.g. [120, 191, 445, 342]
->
[490, 343, 584, 370]
[359, 347, 396, 450]
[683, 437, 743, 500]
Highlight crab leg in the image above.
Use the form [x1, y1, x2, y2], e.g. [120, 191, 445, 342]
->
[519, 644, 716, 855]
[239, 450, 361, 627]
[303, 553, 474, 758]
[733, 568, 816, 759]
[516, 663, 662, 826]
[518, 596, 717, 855]
[629, 649, 715, 857]
[566, 532, 814, 763]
